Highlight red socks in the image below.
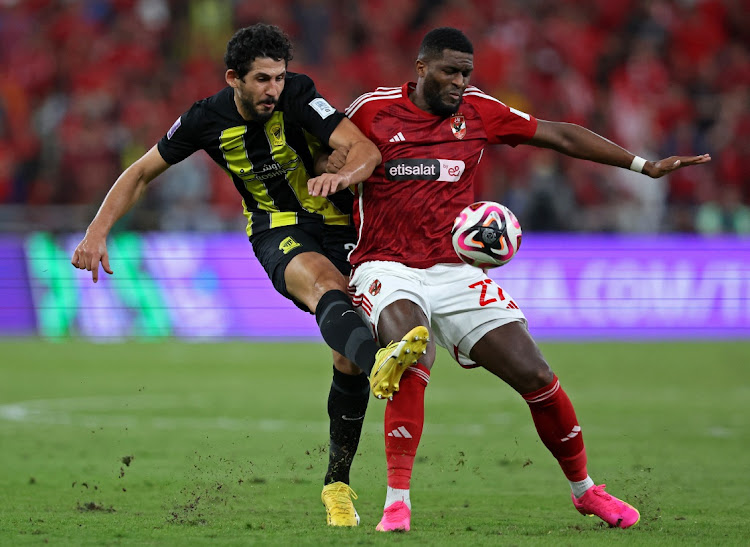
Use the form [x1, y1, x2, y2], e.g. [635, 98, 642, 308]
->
[384, 369, 587, 486]
[384, 364, 430, 489]
[522, 374, 588, 482]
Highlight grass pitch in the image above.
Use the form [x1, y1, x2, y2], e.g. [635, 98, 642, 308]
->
[1, 339, 748, 545]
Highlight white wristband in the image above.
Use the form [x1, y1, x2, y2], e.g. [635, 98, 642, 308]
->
[630, 156, 647, 173]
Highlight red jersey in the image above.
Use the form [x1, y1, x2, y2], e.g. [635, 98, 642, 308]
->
[346, 82, 538, 269]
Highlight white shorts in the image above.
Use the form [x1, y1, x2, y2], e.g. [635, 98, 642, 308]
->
[349, 261, 527, 368]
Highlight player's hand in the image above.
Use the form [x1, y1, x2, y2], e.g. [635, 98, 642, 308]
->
[307, 172, 353, 197]
[70, 232, 113, 283]
[326, 147, 349, 174]
[644, 153, 711, 178]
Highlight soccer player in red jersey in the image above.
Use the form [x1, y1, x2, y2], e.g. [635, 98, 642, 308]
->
[311, 27, 711, 532]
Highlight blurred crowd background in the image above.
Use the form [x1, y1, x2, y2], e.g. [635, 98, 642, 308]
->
[1, 0, 748, 234]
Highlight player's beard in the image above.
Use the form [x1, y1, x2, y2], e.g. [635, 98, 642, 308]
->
[241, 97, 277, 123]
[424, 77, 462, 117]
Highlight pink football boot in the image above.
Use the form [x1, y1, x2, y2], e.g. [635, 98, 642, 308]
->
[376, 501, 411, 532]
[572, 484, 640, 528]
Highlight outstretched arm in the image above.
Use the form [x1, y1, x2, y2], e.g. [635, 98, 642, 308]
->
[70, 145, 170, 282]
[307, 117, 381, 197]
[527, 120, 711, 178]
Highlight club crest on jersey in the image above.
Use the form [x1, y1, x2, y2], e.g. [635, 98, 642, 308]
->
[269, 123, 284, 147]
[279, 236, 301, 254]
[369, 280, 381, 296]
[450, 114, 466, 140]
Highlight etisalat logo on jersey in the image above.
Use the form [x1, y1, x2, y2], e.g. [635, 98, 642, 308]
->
[384, 158, 466, 182]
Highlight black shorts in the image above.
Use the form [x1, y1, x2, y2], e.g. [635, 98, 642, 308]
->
[250, 223, 356, 312]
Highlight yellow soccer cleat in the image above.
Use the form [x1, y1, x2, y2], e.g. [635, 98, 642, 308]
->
[370, 326, 429, 400]
[321, 482, 360, 526]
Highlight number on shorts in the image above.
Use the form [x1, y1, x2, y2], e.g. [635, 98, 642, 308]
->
[469, 279, 518, 309]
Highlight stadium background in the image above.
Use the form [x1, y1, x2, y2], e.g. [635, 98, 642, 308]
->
[1, 0, 749, 234]
[1, 2, 749, 544]
[0, 0, 747, 340]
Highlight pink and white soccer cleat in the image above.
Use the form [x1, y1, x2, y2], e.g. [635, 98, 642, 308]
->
[376, 501, 411, 532]
[572, 484, 640, 529]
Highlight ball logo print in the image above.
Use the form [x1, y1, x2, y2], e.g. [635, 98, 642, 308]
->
[481, 228, 499, 244]
[451, 201, 522, 269]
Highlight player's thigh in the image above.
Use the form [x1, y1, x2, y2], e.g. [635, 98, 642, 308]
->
[284, 224, 357, 309]
[378, 299, 437, 367]
[427, 264, 526, 368]
[469, 322, 553, 394]
[321, 224, 357, 276]
[250, 224, 345, 312]
[285, 252, 348, 311]
[349, 261, 433, 353]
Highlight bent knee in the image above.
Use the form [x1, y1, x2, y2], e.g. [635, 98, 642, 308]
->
[286, 254, 348, 310]
[311, 275, 349, 304]
[513, 360, 554, 394]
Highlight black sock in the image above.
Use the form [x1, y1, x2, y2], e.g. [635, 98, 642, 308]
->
[315, 290, 380, 375]
[325, 367, 369, 485]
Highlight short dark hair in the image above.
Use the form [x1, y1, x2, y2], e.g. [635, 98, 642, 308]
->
[418, 27, 473, 61]
[224, 24, 293, 78]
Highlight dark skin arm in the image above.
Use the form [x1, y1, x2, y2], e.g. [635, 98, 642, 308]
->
[527, 120, 711, 177]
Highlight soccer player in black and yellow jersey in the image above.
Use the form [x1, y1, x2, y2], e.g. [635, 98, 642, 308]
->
[71, 24, 427, 527]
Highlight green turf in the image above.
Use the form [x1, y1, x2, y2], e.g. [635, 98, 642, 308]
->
[1, 339, 748, 545]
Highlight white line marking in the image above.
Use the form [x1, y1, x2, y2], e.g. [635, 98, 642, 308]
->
[0, 396, 488, 436]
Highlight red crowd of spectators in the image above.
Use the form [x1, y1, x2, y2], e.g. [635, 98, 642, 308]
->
[1, 0, 748, 233]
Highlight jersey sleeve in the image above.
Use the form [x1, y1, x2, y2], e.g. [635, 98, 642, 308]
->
[284, 74, 346, 146]
[344, 94, 376, 141]
[467, 88, 538, 147]
[157, 103, 204, 165]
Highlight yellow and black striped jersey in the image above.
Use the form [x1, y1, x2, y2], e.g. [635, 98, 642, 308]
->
[157, 72, 351, 236]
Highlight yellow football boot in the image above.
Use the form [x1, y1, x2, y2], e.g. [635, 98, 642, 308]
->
[321, 482, 360, 526]
[370, 326, 429, 399]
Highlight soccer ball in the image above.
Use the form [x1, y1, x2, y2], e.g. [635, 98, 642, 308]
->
[451, 201, 522, 269]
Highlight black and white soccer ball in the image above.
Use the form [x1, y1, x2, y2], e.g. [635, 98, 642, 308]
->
[451, 201, 522, 269]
